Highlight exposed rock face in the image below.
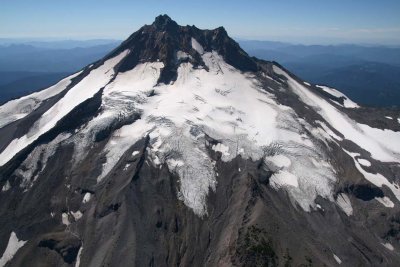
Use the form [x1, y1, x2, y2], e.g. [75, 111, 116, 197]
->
[106, 14, 258, 84]
[0, 15, 400, 267]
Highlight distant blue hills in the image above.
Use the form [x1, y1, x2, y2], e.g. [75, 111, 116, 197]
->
[0, 38, 399, 108]
[240, 40, 400, 108]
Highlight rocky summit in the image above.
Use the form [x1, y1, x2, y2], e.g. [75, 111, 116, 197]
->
[0, 15, 400, 267]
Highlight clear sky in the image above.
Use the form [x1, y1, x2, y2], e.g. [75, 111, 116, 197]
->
[1, 0, 400, 45]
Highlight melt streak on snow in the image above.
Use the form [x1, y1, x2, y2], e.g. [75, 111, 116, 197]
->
[75, 246, 83, 267]
[336, 193, 353, 216]
[0, 232, 27, 267]
[191, 38, 204, 54]
[333, 254, 342, 264]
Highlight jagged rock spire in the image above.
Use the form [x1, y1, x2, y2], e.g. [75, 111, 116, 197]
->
[102, 14, 258, 84]
[152, 14, 179, 31]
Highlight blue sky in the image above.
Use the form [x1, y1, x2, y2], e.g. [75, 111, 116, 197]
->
[1, 0, 400, 44]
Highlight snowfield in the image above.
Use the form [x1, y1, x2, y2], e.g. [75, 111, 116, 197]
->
[92, 50, 336, 215]
[1, 43, 399, 217]
[0, 232, 26, 267]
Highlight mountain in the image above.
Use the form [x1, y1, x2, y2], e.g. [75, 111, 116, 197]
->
[1, 15, 400, 266]
[240, 41, 400, 107]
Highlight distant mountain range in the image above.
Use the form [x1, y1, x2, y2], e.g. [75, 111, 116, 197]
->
[0, 40, 120, 104]
[239, 40, 400, 107]
[0, 38, 399, 108]
[0, 42, 120, 73]
[0, 38, 120, 49]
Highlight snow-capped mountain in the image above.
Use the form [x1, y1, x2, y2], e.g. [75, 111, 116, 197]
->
[1, 15, 400, 266]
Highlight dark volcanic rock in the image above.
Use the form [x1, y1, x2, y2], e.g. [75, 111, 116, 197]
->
[105, 14, 258, 84]
[38, 232, 81, 264]
[0, 15, 399, 267]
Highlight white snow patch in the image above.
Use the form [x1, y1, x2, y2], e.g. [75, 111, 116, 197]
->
[382, 242, 394, 251]
[0, 51, 128, 167]
[71, 211, 83, 221]
[336, 193, 353, 216]
[317, 85, 359, 108]
[0, 232, 27, 267]
[375, 197, 395, 208]
[177, 51, 192, 61]
[357, 158, 371, 167]
[212, 143, 230, 157]
[270, 171, 299, 188]
[333, 254, 342, 264]
[191, 38, 204, 54]
[82, 193, 91, 204]
[1, 181, 11, 192]
[304, 81, 311, 86]
[385, 116, 393, 120]
[61, 213, 70, 226]
[132, 151, 140, 157]
[75, 245, 83, 267]
[123, 163, 130, 171]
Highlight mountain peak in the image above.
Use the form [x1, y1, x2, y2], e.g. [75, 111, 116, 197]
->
[103, 15, 258, 84]
[152, 14, 179, 31]
[2, 15, 400, 267]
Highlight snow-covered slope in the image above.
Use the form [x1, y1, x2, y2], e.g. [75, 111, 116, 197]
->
[0, 15, 399, 267]
[0, 71, 82, 129]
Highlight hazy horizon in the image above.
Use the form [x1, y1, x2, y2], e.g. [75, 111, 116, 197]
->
[1, 1, 400, 46]
[1, 37, 399, 48]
